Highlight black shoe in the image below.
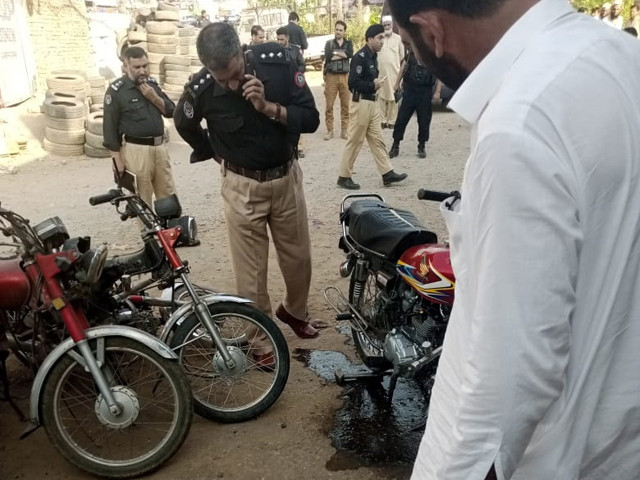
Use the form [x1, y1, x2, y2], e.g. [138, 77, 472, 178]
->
[382, 170, 408, 186]
[337, 176, 361, 190]
[389, 143, 400, 158]
[418, 144, 426, 159]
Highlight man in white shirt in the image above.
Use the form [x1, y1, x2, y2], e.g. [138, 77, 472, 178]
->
[388, 0, 640, 479]
[604, 0, 624, 28]
[377, 15, 404, 129]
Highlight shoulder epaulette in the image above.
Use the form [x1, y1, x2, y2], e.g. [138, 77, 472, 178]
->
[358, 51, 365, 57]
[110, 78, 124, 91]
[250, 43, 289, 65]
[184, 67, 214, 100]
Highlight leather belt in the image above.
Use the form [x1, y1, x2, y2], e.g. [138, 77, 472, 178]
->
[124, 134, 164, 146]
[360, 93, 377, 101]
[224, 158, 294, 183]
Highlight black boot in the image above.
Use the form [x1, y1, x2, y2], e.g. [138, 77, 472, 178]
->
[418, 143, 426, 158]
[337, 176, 361, 190]
[382, 170, 408, 186]
[389, 141, 400, 158]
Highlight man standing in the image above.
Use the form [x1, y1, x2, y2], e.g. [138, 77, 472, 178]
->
[604, 0, 624, 29]
[376, 15, 404, 129]
[250, 25, 266, 45]
[323, 20, 353, 141]
[625, 1, 640, 36]
[389, 0, 640, 479]
[174, 23, 323, 339]
[389, 49, 436, 159]
[287, 12, 308, 52]
[337, 24, 407, 190]
[103, 46, 176, 210]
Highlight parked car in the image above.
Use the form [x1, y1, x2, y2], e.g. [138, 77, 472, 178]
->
[303, 34, 334, 71]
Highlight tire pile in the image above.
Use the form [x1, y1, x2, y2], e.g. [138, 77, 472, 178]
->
[84, 111, 110, 158]
[88, 76, 107, 113]
[43, 73, 89, 156]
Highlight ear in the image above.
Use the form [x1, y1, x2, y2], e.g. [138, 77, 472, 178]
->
[409, 11, 446, 58]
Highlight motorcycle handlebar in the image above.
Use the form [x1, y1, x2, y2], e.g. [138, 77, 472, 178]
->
[89, 189, 121, 206]
[417, 189, 455, 202]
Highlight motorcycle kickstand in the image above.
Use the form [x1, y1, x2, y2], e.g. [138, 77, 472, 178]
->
[335, 368, 387, 386]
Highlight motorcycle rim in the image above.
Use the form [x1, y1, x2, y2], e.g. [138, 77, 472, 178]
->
[40, 337, 193, 479]
[170, 302, 290, 423]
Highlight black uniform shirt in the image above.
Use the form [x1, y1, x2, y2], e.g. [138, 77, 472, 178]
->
[174, 42, 319, 170]
[348, 46, 378, 95]
[102, 75, 175, 151]
[403, 51, 435, 88]
[287, 22, 308, 51]
[289, 44, 306, 73]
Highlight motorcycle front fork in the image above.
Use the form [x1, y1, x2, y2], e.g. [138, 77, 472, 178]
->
[178, 272, 236, 369]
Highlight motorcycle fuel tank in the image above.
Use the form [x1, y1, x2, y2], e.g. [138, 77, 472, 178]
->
[396, 244, 455, 305]
[0, 258, 32, 310]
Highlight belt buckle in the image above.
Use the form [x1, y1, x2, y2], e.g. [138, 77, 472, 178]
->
[153, 136, 163, 146]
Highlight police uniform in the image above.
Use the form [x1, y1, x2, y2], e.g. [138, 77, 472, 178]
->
[102, 75, 176, 208]
[174, 42, 320, 321]
[391, 51, 435, 156]
[339, 45, 394, 180]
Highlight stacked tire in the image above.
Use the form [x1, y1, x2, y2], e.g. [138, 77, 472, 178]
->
[190, 54, 203, 75]
[88, 76, 107, 113]
[146, 21, 178, 79]
[84, 111, 111, 158]
[43, 74, 88, 156]
[162, 55, 190, 102]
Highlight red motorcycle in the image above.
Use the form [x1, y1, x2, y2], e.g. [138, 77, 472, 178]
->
[0, 204, 193, 478]
[325, 190, 459, 402]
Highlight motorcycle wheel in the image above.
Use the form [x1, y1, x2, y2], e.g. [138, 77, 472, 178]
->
[169, 302, 290, 423]
[40, 336, 193, 479]
[159, 283, 215, 322]
[348, 272, 391, 371]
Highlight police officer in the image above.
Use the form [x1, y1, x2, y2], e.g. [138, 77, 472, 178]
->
[389, 49, 436, 159]
[337, 24, 408, 190]
[174, 22, 323, 344]
[103, 46, 176, 209]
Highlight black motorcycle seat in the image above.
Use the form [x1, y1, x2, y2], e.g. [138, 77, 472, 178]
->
[342, 199, 437, 260]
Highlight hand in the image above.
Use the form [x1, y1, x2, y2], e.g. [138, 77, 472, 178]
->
[138, 82, 158, 101]
[373, 78, 383, 90]
[432, 93, 442, 106]
[242, 74, 267, 113]
[112, 157, 125, 178]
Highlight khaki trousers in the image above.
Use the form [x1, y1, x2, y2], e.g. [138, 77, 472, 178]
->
[122, 142, 175, 208]
[324, 73, 350, 134]
[221, 160, 312, 320]
[339, 99, 393, 178]
[378, 97, 398, 125]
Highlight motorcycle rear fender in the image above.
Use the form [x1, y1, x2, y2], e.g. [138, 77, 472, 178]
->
[23, 325, 177, 437]
[158, 293, 253, 344]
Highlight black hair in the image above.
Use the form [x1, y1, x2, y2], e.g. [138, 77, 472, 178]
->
[289, 12, 299, 22]
[251, 25, 264, 36]
[276, 26, 289, 37]
[123, 46, 147, 60]
[335, 20, 347, 30]
[196, 22, 242, 71]
[623, 26, 638, 36]
[388, 0, 508, 28]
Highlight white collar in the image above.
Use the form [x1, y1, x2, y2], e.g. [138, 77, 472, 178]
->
[449, 0, 574, 124]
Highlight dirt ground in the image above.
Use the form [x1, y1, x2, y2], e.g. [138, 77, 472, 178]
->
[0, 71, 469, 480]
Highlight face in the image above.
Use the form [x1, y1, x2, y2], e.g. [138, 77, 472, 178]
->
[335, 23, 345, 40]
[252, 30, 265, 44]
[631, 6, 639, 19]
[383, 21, 393, 36]
[209, 54, 245, 92]
[397, 24, 469, 91]
[367, 32, 385, 52]
[611, 4, 621, 17]
[600, 6, 610, 17]
[124, 56, 149, 84]
[277, 34, 289, 47]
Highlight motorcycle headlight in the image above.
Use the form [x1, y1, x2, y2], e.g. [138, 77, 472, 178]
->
[168, 216, 198, 246]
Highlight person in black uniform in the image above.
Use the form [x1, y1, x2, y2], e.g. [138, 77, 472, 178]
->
[337, 24, 407, 190]
[389, 49, 436, 159]
[174, 22, 322, 351]
[287, 12, 308, 52]
[103, 46, 177, 210]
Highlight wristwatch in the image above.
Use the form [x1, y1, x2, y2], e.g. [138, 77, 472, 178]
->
[270, 102, 282, 122]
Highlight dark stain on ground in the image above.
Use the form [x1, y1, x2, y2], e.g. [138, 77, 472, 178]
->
[293, 348, 427, 473]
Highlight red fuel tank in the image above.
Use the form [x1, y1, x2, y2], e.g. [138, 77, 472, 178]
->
[0, 259, 32, 310]
[396, 244, 455, 306]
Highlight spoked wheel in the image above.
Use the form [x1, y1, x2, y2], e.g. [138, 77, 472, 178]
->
[169, 302, 290, 423]
[348, 271, 390, 371]
[159, 283, 215, 322]
[40, 337, 193, 479]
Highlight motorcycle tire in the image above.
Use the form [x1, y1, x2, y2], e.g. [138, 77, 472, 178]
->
[348, 272, 392, 372]
[169, 301, 289, 423]
[40, 336, 193, 479]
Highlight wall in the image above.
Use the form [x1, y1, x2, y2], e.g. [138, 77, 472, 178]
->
[25, 0, 91, 93]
